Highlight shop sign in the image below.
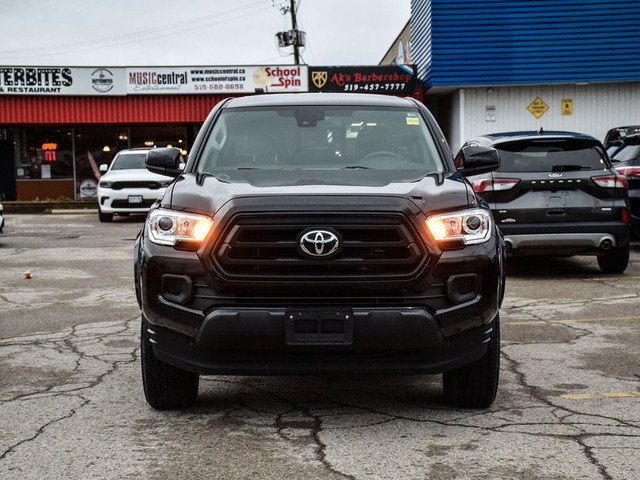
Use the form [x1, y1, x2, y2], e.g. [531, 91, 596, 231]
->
[0, 66, 127, 96]
[308, 65, 417, 93]
[80, 179, 98, 198]
[561, 98, 573, 116]
[126, 66, 308, 94]
[0, 65, 309, 95]
[485, 106, 496, 122]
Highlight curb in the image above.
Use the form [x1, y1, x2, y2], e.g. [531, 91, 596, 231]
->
[51, 209, 99, 215]
[1, 201, 98, 214]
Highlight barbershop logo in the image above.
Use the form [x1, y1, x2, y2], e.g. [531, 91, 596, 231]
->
[91, 68, 114, 93]
[311, 71, 327, 89]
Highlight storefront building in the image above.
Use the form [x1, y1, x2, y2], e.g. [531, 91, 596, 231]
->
[0, 65, 310, 201]
[0, 64, 419, 201]
[408, 0, 640, 150]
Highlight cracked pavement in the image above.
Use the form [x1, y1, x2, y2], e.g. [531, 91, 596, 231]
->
[1, 214, 639, 479]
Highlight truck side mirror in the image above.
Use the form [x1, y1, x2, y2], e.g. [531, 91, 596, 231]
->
[146, 148, 184, 177]
[457, 146, 501, 176]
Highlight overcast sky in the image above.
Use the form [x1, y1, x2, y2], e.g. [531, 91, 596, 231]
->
[0, 0, 410, 67]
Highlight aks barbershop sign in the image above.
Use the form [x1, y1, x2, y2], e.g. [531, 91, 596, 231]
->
[309, 65, 417, 93]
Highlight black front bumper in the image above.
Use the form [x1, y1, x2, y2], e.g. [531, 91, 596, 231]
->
[146, 309, 495, 375]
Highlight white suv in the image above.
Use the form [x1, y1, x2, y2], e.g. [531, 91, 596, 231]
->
[97, 148, 175, 222]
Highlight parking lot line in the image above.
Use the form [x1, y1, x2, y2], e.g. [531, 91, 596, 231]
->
[508, 276, 640, 284]
[561, 392, 640, 400]
[504, 316, 640, 326]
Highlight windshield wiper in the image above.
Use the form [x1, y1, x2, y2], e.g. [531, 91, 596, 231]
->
[343, 165, 372, 169]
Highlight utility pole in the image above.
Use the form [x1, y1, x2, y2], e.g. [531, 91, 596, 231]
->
[289, 0, 300, 65]
[275, 0, 305, 65]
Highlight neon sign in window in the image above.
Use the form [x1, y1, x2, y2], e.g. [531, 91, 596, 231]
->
[42, 143, 57, 162]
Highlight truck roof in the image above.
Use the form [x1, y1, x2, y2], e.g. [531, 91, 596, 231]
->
[225, 93, 417, 108]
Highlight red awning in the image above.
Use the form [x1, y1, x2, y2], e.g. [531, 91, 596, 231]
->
[0, 91, 423, 125]
[0, 94, 236, 124]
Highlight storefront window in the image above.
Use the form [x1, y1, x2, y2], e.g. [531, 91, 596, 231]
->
[74, 126, 128, 198]
[16, 128, 73, 180]
[9, 124, 193, 200]
[130, 125, 187, 153]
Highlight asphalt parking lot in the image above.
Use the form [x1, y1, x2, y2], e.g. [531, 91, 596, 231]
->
[1, 213, 639, 480]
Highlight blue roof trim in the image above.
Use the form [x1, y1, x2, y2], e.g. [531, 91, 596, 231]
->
[410, 0, 640, 89]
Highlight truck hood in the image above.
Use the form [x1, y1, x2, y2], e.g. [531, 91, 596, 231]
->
[165, 171, 475, 217]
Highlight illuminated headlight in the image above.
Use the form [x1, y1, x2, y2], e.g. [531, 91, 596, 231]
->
[148, 208, 213, 246]
[426, 208, 492, 245]
[99, 181, 113, 189]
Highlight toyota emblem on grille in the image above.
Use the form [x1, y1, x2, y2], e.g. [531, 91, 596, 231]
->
[297, 228, 342, 259]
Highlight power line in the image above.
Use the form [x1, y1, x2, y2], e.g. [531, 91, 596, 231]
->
[0, 1, 269, 60]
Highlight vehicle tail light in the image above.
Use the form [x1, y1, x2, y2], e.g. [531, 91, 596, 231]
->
[471, 179, 492, 193]
[622, 208, 629, 224]
[591, 175, 628, 189]
[616, 166, 640, 177]
[472, 178, 519, 193]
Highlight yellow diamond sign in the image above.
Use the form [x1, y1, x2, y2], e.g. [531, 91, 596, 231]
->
[527, 97, 549, 119]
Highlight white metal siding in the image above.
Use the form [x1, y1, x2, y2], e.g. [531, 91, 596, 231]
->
[448, 82, 640, 151]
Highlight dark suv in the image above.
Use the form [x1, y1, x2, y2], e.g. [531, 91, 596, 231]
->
[135, 94, 505, 410]
[609, 133, 640, 236]
[459, 131, 630, 273]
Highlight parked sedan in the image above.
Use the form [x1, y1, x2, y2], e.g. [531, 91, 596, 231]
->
[459, 131, 630, 273]
[610, 133, 640, 236]
[97, 148, 176, 222]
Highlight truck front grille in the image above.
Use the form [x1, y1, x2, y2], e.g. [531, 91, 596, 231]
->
[110, 181, 163, 190]
[212, 213, 428, 282]
[111, 199, 156, 208]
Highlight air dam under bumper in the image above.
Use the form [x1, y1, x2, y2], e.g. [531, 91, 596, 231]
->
[147, 308, 494, 376]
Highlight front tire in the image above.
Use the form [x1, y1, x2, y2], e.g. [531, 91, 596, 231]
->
[141, 315, 199, 409]
[98, 210, 113, 222]
[442, 316, 500, 408]
[597, 243, 629, 273]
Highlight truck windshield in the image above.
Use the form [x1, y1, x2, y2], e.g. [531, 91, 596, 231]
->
[196, 106, 445, 182]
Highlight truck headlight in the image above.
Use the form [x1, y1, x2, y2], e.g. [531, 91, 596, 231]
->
[426, 208, 492, 245]
[148, 208, 213, 246]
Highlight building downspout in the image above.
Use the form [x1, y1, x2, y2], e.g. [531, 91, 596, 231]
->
[459, 88, 465, 151]
[71, 127, 77, 200]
